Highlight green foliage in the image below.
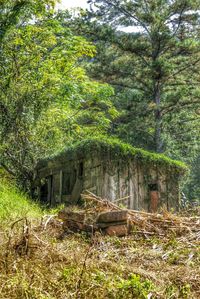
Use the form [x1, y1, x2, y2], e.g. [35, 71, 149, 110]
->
[61, 266, 77, 281]
[64, 0, 200, 199]
[92, 0, 200, 151]
[0, 6, 116, 190]
[180, 284, 191, 298]
[84, 0, 200, 153]
[34, 81, 115, 153]
[183, 154, 200, 200]
[1, 1, 199, 200]
[165, 283, 191, 299]
[0, 0, 57, 43]
[38, 136, 188, 173]
[117, 273, 155, 299]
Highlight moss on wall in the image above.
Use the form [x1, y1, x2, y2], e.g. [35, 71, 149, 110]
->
[36, 137, 188, 175]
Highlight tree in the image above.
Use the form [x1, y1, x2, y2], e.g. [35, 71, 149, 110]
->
[0, 16, 115, 191]
[0, 0, 57, 43]
[80, 0, 200, 153]
[184, 153, 200, 201]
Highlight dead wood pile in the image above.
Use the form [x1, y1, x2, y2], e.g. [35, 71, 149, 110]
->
[58, 191, 200, 240]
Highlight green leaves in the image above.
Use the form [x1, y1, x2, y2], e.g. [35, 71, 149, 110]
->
[83, 0, 200, 153]
[0, 0, 58, 43]
[117, 273, 155, 299]
[0, 7, 116, 190]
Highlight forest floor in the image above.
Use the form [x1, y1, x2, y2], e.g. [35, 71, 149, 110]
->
[0, 181, 199, 299]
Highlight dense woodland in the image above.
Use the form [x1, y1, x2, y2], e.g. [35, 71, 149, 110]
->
[0, 2, 200, 298]
[0, 0, 200, 201]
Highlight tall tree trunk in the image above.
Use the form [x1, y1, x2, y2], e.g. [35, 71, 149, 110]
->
[154, 83, 163, 153]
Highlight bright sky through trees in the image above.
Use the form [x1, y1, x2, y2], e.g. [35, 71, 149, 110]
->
[57, 0, 136, 32]
[57, 0, 88, 9]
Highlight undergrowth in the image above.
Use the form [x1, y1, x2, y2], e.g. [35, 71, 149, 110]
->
[0, 180, 199, 298]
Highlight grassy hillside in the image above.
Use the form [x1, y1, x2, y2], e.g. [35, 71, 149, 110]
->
[0, 179, 43, 224]
[0, 180, 199, 299]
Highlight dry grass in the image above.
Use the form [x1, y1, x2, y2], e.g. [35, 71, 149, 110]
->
[0, 214, 199, 299]
[0, 183, 199, 299]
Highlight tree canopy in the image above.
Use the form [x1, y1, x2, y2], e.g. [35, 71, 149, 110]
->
[0, 3, 116, 190]
[0, 0, 199, 200]
[82, 0, 200, 152]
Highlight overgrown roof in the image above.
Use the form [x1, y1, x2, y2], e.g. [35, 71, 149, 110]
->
[37, 137, 188, 174]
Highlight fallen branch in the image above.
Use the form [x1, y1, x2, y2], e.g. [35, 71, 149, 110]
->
[81, 191, 200, 239]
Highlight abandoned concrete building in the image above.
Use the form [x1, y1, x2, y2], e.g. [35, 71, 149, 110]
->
[35, 138, 187, 212]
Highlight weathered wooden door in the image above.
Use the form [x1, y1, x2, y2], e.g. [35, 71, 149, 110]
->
[149, 183, 159, 213]
[150, 190, 159, 213]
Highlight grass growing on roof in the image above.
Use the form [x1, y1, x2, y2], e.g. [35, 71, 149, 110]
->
[38, 136, 188, 173]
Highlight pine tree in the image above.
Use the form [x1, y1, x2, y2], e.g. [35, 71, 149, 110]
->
[85, 0, 200, 153]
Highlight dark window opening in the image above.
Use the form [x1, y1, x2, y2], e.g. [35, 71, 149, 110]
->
[148, 183, 158, 191]
[79, 162, 83, 177]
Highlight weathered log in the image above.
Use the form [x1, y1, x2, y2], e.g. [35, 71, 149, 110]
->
[63, 219, 96, 233]
[104, 225, 128, 237]
[63, 219, 84, 231]
[97, 220, 127, 228]
[58, 210, 85, 222]
[97, 210, 128, 223]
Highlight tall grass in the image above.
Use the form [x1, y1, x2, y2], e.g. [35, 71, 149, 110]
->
[0, 179, 43, 224]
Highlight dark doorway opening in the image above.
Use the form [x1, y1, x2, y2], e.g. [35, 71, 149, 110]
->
[148, 183, 158, 191]
[40, 179, 48, 203]
[79, 162, 83, 177]
[40, 176, 52, 204]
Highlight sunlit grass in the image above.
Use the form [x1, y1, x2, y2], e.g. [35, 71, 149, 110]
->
[0, 179, 43, 224]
